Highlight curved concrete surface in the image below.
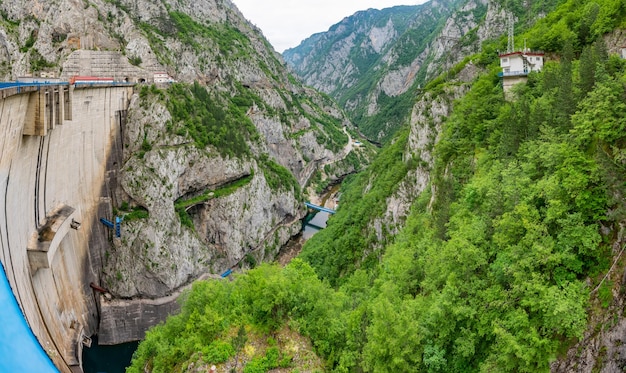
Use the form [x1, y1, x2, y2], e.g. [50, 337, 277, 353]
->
[0, 262, 57, 372]
[0, 85, 132, 372]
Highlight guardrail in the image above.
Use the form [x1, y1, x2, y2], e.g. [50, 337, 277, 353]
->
[0, 81, 135, 91]
[498, 70, 530, 77]
[0, 81, 70, 94]
[73, 81, 135, 88]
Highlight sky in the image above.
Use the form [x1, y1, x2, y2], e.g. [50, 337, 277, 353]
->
[232, 1, 427, 53]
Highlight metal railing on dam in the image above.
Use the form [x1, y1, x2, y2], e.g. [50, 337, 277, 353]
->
[0, 81, 69, 88]
[0, 80, 135, 95]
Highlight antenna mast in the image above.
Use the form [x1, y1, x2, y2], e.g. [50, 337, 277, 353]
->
[507, 13, 515, 53]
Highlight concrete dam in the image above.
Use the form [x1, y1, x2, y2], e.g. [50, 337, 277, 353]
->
[0, 83, 133, 372]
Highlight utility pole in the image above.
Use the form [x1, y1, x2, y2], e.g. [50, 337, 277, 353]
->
[507, 13, 515, 53]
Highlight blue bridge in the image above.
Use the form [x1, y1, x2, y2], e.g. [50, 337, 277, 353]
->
[305, 202, 336, 214]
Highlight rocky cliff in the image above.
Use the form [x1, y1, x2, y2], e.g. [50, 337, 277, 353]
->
[0, 0, 370, 347]
[370, 63, 479, 249]
[103, 88, 307, 299]
[99, 0, 368, 302]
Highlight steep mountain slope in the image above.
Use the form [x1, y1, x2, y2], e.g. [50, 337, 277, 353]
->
[0, 0, 372, 343]
[284, 0, 563, 143]
[283, 5, 434, 95]
[129, 0, 626, 371]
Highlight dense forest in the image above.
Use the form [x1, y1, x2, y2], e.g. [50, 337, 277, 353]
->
[128, 0, 626, 371]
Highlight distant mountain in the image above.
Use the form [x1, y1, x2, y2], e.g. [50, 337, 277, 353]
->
[284, 0, 510, 143]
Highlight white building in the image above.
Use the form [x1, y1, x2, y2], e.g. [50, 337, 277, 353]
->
[153, 72, 174, 83]
[499, 50, 544, 95]
[621, 46, 626, 59]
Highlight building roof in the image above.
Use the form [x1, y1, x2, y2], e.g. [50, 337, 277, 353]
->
[499, 51, 545, 58]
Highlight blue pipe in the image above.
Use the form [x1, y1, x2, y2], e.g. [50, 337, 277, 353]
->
[99, 218, 114, 229]
[114, 217, 122, 238]
[220, 269, 232, 278]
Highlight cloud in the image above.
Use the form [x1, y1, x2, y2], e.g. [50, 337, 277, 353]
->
[232, 0, 426, 52]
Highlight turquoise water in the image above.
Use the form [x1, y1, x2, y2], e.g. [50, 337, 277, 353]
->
[303, 211, 329, 239]
[82, 335, 138, 373]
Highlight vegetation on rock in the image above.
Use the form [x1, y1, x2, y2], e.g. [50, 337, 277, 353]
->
[130, 0, 626, 371]
[127, 261, 328, 373]
[163, 82, 259, 158]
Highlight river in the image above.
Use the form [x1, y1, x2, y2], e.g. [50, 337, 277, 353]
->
[304, 183, 340, 238]
[82, 335, 138, 373]
[277, 184, 340, 265]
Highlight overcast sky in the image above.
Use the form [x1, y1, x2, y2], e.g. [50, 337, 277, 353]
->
[232, 1, 427, 53]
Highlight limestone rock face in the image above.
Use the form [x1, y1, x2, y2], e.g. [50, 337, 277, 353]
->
[370, 65, 475, 247]
[603, 28, 626, 56]
[283, 4, 451, 96]
[0, 0, 362, 300]
[369, 19, 397, 54]
[0, 0, 128, 79]
[423, 0, 508, 78]
[102, 80, 346, 298]
[283, 0, 518, 142]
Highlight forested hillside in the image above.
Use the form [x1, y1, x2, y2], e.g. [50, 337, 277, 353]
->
[283, 0, 564, 144]
[129, 0, 626, 371]
[283, 0, 462, 143]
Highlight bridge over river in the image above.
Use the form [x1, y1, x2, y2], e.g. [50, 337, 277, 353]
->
[305, 201, 336, 214]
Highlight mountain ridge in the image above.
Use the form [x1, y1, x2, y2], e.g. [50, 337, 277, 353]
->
[283, 0, 503, 142]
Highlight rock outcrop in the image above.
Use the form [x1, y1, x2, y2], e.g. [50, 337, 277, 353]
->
[0, 0, 369, 348]
[551, 223, 626, 373]
[371, 63, 477, 248]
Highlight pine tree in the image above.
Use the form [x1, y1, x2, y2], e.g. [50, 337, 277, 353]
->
[556, 38, 575, 130]
[578, 45, 596, 96]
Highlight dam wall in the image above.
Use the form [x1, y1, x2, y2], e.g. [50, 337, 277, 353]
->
[0, 85, 132, 372]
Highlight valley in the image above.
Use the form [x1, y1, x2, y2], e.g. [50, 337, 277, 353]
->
[0, 0, 626, 372]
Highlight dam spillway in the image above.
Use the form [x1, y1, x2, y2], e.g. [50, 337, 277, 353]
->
[0, 84, 133, 372]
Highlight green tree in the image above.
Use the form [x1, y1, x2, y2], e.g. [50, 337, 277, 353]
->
[556, 38, 575, 129]
[232, 326, 248, 371]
